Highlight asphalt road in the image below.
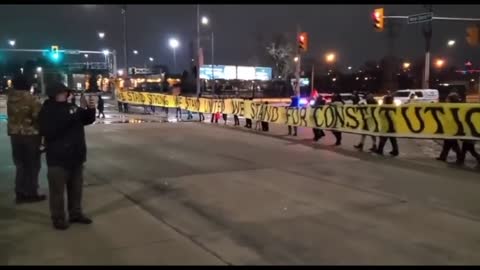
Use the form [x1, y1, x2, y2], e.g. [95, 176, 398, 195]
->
[80, 118, 480, 264]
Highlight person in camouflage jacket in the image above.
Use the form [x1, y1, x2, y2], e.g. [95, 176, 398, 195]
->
[7, 74, 45, 204]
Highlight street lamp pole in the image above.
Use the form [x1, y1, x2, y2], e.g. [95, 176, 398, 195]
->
[211, 31, 214, 84]
[173, 47, 177, 73]
[122, 5, 128, 77]
[196, 5, 201, 96]
[295, 25, 301, 97]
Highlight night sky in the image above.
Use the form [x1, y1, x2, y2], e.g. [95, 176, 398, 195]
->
[1, 4, 480, 72]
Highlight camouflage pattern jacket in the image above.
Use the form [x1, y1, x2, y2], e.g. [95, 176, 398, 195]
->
[7, 89, 42, 136]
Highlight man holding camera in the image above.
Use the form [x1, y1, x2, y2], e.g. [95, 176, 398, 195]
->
[39, 82, 96, 230]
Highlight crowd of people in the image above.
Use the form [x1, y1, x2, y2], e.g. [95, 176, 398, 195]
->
[115, 88, 479, 165]
[7, 73, 96, 230]
[157, 91, 478, 165]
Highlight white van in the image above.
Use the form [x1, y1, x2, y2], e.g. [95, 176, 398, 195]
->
[382, 89, 439, 106]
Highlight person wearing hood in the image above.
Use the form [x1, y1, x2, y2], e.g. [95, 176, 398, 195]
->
[39, 81, 96, 230]
[7, 73, 45, 204]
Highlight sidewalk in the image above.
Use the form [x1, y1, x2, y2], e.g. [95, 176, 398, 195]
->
[0, 118, 223, 265]
[0, 178, 224, 265]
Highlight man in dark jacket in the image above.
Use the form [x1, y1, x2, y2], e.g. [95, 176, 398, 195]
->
[7, 74, 45, 204]
[436, 92, 462, 162]
[287, 96, 299, 136]
[244, 98, 253, 129]
[312, 95, 325, 141]
[39, 82, 96, 230]
[330, 93, 344, 145]
[97, 94, 105, 118]
[354, 93, 378, 151]
[375, 93, 399, 156]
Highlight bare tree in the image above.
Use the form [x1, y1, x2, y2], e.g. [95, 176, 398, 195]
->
[266, 33, 294, 80]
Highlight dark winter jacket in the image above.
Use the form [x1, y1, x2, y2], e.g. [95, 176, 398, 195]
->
[39, 99, 96, 168]
[97, 96, 105, 111]
[383, 95, 394, 105]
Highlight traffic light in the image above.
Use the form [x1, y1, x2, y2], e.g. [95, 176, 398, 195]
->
[466, 25, 479, 47]
[298, 32, 308, 52]
[48, 45, 62, 63]
[372, 8, 384, 31]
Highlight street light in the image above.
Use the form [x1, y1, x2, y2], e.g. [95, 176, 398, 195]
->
[133, 50, 138, 55]
[447, 40, 456, 47]
[201, 16, 209, 25]
[169, 38, 179, 73]
[435, 59, 445, 68]
[149, 57, 154, 62]
[84, 54, 89, 58]
[347, 66, 352, 70]
[325, 53, 336, 63]
[102, 50, 110, 71]
[36, 67, 42, 73]
[294, 56, 299, 62]
[403, 62, 411, 69]
[98, 32, 105, 39]
[8, 40, 15, 47]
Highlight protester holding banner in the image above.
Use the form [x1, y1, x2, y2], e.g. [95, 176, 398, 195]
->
[287, 96, 299, 136]
[261, 102, 270, 132]
[197, 92, 205, 122]
[312, 95, 326, 142]
[375, 94, 399, 156]
[245, 97, 253, 129]
[354, 93, 377, 151]
[437, 92, 462, 162]
[330, 93, 344, 146]
[233, 114, 240, 126]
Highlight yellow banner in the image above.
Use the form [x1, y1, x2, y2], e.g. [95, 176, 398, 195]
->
[116, 89, 480, 140]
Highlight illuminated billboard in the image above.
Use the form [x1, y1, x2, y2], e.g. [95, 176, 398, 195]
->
[254, 67, 272, 81]
[237, 66, 256, 80]
[199, 65, 272, 81]
[223, 65, 237, 80]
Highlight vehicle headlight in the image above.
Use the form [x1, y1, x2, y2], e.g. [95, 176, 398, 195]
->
[394, 99, 402, 106]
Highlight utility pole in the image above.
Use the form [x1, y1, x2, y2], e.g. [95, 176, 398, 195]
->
[384, 13, 399, 91]
[122, 5, 128, 78]
[112, 50, 117, 76]
[422, 5, 433, 89]
[311, 63, 314, 93]
[295, 25, 301, 97]
[196, 5, 201, 96]
[211, 31, 214, 84]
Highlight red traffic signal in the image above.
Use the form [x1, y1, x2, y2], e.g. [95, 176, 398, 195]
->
[466, 25, 479, 46]
[298, 32, 308, 52]
[372, 8, 384, 31]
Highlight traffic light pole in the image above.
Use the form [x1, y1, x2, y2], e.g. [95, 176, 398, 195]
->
[422, 5, 433, 89]
[380, 14, 480, 89]
[122, 5, 128, 79]
[196, 5, 201, 96]
[295, 25, 301, 98]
